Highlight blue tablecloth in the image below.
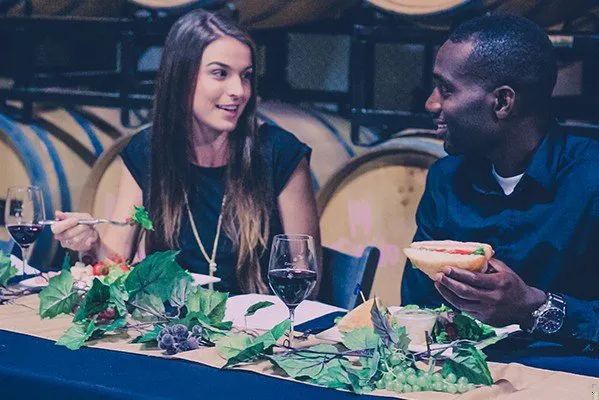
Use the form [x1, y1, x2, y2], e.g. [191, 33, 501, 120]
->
[1, 312, 597, 400]
[0, 312, 388, 400]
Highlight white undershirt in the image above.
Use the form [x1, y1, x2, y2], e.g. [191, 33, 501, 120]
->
[491, 165, 525, 195]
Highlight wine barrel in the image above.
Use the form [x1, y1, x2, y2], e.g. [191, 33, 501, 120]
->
[80, 101, 376, 223]
[317, 131, 446, 306]
[6, 0, 123, 17]
[233, 0, 360, 30]
[0, 106, 138, 269]
[366, 0, 596, 29]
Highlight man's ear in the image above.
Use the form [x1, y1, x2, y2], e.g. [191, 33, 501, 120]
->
[493, 86, 516, 119]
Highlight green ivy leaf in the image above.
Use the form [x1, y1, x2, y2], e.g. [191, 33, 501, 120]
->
[109, 276, 129, 316]
[96, 316, 127, 333]
[169, 272, 193, 309]
[254, 319, 290, 350]
[130, 293, 165, 322]
[125, 251, 183, 301]
[56, 320, 96, 350]
[312, 365, 352, 389]
[370, 300, 399, 348]
[216, 333, 254, 359]
[103, 267, 127, 285]
[454, 313, 496, 341]
[39, 271, 80, 319]
[244, 301, 275, 317]
[132, 325, 162, 344]
[342, 327, 381, 350]
[359, 349, 380, 382]
[268, 344, 342, 379]
[185, 286, 228, 324]
[61, 253, 71, 271]
[131, 205, 154, 231]
[73, 278, 111, 322]
[441, 343, 493, 386]
[223, 341, 265, 368]
[0, 251, 17, 287]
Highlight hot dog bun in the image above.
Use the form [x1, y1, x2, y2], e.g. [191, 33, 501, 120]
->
[403, 240, 494, 278]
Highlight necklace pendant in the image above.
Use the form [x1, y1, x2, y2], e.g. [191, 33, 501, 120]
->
[209, 262, 218, 274]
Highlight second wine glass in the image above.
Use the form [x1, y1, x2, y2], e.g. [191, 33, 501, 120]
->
[268, 234, 318, 347]
[4, 186, 45, 276]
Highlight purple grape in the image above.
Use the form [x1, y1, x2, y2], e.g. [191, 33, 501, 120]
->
[165, 346, 178, 355]
[191, 325, 203, 336]
[160, 333, 174, 347]
[186, 337, 199, 350]
[171, 324, 189, 340]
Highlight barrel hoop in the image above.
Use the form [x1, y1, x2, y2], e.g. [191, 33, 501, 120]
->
[67, 108, 104, 156]
[72, 107, 123, 140]
[256, 112, 320, 191]
[34, 118, 96, 166]
[300, 107, 356, 157]
[316, 146, 439, 214]
[242, 0, 295, 27]
[29, 124, 72, 212]
[0, 113, 55, 266]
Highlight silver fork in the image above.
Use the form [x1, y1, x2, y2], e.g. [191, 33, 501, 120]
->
[40, 219, 133, 227]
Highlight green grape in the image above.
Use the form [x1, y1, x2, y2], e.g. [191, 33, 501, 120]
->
[416, 376, 429, 388]
[432, 373, 443, 383]
[383, 373, 395, 385]
[432, 381, 444, 391]
[407, 374, 418, 385]
[412, 385, 421, 392]
[389, 353, 403, 366]
[446, 383, 458, 394]
[395, 372, 406, 383]
[391, 380, 403, 393]
[392, 366, 403, 375]
[403, 384, 413, 393]
[445, 373, 457, 384]
[457, 376, 469, 386]
[405, 367, 416, 376]
[375, 379, 386, 390]
[385, 380, 395, 391]
[457, 382, 469, 393]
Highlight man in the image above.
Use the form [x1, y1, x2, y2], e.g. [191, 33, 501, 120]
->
[401, 13, 598, 356]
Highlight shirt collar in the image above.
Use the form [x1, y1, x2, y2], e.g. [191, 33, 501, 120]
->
[522, 121, 563, 193]
[461, 121, 563, 196]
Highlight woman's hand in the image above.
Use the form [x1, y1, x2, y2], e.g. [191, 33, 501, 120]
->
[50, 211, 99, 252]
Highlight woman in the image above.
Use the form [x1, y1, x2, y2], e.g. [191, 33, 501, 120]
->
[51, 10, 321, 295]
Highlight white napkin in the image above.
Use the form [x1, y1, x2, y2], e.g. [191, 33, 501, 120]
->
[224, 294, 345, 330]
[10, 255, 40, 275]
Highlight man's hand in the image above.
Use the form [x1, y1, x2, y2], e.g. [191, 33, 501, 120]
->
[433, 258, 547, 328]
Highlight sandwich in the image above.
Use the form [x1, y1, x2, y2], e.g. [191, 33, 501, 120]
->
[337, 298, 379, 333]
[403, 240, 494, 278]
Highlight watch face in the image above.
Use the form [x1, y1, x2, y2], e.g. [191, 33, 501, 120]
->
[539, 308, 564, 334]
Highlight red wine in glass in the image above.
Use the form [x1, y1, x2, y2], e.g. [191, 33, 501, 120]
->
[268, 234, 318, 347]
[7, 224, 43, 248]
[4, 186, 45, 276]
[268, 269, 317, 308]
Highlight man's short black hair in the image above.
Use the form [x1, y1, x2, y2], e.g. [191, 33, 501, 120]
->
[449, 13, 557, 108]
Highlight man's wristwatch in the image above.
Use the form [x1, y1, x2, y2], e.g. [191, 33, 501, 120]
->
[526, 293, 566, 335]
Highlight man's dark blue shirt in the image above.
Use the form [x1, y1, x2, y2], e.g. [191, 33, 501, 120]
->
[401, 125, 599, 346]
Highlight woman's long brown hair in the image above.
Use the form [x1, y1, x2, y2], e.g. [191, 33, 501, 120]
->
[148, 10, 271, 293]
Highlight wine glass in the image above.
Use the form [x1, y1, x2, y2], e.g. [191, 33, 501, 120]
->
[4, 186, 45, 276]
[268, 234, 318, 347]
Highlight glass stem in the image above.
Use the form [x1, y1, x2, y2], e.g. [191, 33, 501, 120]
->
[288, 307, 296, 348]
[21, 246, 30, 276]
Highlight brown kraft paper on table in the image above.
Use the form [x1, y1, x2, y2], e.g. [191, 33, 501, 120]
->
[0, 295, 596, 399]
